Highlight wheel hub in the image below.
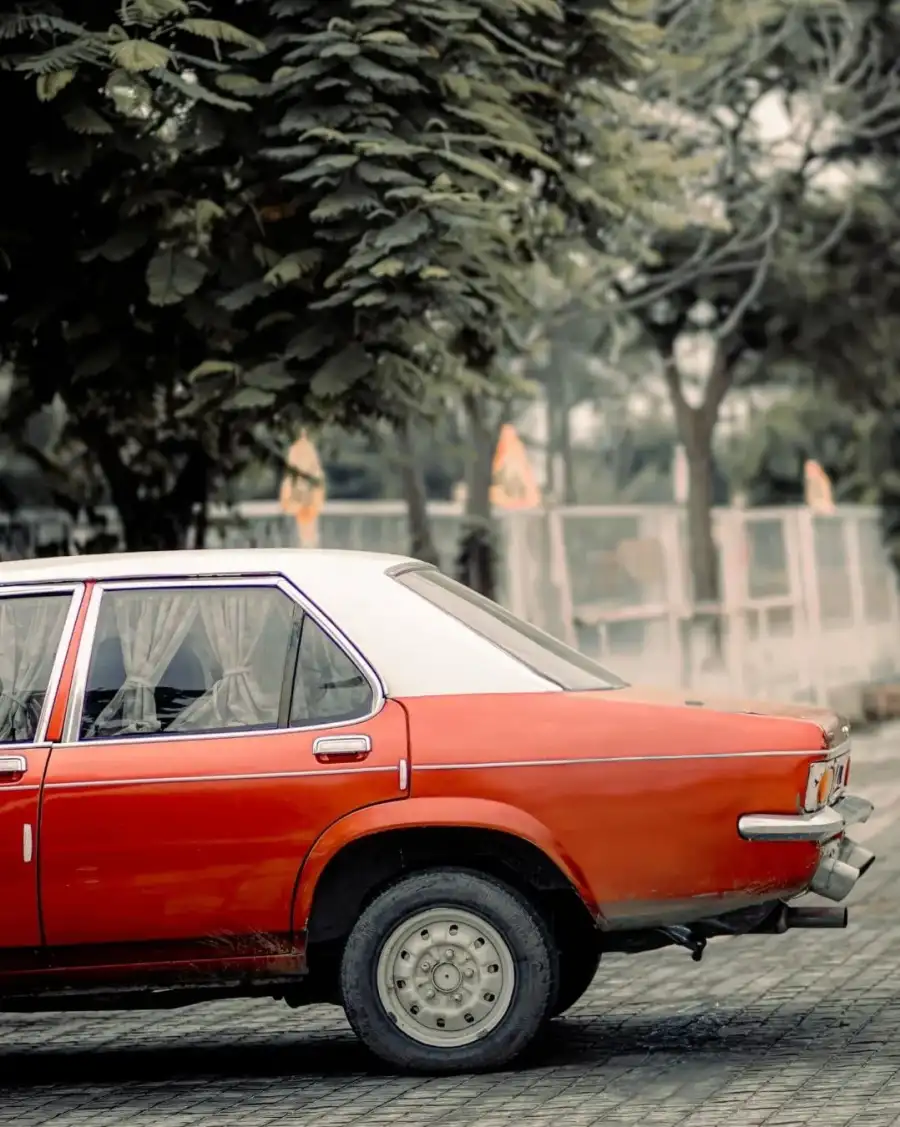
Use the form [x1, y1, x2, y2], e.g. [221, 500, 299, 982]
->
[375, 907, 516, 1048]
[432, 962, 462, 993]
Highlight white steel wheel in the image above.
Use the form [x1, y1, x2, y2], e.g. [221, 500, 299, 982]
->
[339, 868, 557, 1074]
[375, 906, 516, 1048]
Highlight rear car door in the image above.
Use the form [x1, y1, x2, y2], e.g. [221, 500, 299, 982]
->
[39, 575, 408, 962]
[0, 584, 81, 951]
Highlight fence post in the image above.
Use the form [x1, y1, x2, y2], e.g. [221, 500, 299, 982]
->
[717, 507, 748, 696]
[795, 508, 828, 704]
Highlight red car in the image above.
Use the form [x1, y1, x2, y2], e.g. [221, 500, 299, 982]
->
[0, 550, 874, 1073]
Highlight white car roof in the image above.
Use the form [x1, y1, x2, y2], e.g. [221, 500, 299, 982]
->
[0, 549, 557, 699]
[0, 548, 410, 586]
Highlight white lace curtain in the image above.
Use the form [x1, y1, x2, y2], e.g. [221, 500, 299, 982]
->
[85, 586, 368, 738]
[88, 591, 198, 738]
[292, 616, 371, 724]
[0, 595, 69, 742]
[170, 590, 280, 732]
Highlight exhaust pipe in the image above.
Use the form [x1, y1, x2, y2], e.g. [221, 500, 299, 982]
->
[752, 903, 849, 933]
[784, 906, 848, 929]
[811, 857, 859, 901]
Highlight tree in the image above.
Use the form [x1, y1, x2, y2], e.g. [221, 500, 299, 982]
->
[611, 0, 900, 622]
[1, 1, 676, 566]
[0, 2, 271, 548]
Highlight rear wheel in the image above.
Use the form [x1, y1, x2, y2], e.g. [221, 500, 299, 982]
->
[339, 868, 556, 1073]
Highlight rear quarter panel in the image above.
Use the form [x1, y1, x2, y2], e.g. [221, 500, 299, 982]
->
[404, 691, 827, 927]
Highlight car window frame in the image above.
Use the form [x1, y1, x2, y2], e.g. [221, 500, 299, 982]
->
[60, 574, 384, 747]
[391, 564, 626, 692]
[0, 583, 84, 750]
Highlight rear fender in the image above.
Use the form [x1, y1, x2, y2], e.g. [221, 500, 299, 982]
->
[291, 795, 597, 935]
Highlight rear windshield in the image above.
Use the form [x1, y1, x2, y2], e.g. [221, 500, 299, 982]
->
[393, 567, 626, 692]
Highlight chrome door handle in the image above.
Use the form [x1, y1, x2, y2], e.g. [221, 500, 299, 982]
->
[312, 735, 371, 759]
[0, 756, 27, 779]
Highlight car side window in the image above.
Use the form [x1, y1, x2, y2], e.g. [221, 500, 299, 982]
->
[289, 614, 374, 727]
[79, 585, 296, 740]
[0, 591, 72, 744]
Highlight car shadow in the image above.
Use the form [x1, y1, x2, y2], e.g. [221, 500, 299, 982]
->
[0, 1003, 860, 1090]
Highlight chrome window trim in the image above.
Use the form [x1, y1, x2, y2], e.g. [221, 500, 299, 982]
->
[60, 574, 385, 747]
[0, 584, 83, 749]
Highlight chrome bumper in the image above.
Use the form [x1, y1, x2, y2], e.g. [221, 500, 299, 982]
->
[738, 794, 875, 904]
[738, 794, 873, 843]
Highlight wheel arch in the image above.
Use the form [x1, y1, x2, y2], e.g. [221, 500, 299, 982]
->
[292, 797, 600, 950]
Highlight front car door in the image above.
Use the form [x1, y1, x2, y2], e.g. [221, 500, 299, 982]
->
[38, 574, 408, 977]
[0, 584, 82, 954]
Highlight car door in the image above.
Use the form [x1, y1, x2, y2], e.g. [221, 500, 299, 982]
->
[39, 575, 409, 964]
[0, 584, 82, 953]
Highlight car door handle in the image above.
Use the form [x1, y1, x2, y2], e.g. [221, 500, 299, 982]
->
[312, 735, 372, 760]
[0, 756, 27, 780]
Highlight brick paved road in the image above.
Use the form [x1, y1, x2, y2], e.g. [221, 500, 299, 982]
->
[4, 723, 900, 1126]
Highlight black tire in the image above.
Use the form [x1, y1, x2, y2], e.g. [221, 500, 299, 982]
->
[548, 946, 600, 1018]
[339, 867, 557, 1074]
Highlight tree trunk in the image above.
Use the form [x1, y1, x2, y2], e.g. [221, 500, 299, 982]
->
[396, 415, 440, 566]
[545, 356, 575, 503]
[457, 394, 503, 599]
[119, 503, 194, 552]
[682, 410, 719, 606]
[661, 341, 738, 667]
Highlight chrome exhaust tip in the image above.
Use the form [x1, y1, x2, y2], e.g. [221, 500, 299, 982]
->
[839, 837, 875, 877]
[811, 857, 859, 901]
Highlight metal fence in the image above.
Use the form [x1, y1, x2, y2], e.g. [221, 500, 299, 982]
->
[2, 500, 898, 704]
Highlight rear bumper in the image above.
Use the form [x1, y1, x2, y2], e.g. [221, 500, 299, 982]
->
[738, 793, 875, 904]
[737, 794, 873, 843]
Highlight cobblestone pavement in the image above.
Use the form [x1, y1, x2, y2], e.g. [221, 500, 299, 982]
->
[4, 723, 900, 1127]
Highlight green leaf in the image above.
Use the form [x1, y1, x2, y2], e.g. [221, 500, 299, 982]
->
[245, 363, 295, 391]
[371, 257, 406, 277]
[36, 69, 75, 101]
[286, 326, 335, 361]
[311, 187, 382, 222]
[322, 41, 360, 58]
[176, 18, 265, 53]
[216, 73, 266, 96]
[110, 38, 172, 72]
[264, 250, 322, 286]
[80, 228, 148, 263]
[63, 104, 114, 135]
[310, 343, 372, 398]
[224, 387, 276, 410]
[188, 359, 239, 381]
[218, 279, 271, 311]
[373, 212, 431, 251]
[349, 55, 423, 93]
[146, 248, 207, 305]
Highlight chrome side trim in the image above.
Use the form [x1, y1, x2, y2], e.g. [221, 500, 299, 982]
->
[22, 823, 33, 864]
[415, 748, 825, 772]
[738, 806, 845, 843]
[60, 574, 386, 747]
[43, 764, 396, 791]
[35, 583, 85, 743]
[398, 757, 409, 792]
[0, 784, 40, 793]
